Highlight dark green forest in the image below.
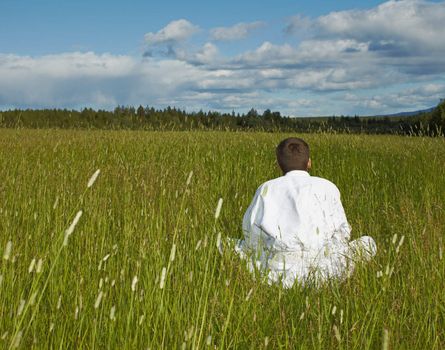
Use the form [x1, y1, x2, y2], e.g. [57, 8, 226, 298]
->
[1, 100, 444, 136]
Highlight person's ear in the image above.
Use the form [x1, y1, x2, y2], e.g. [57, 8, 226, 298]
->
[307, 158, 312, 171]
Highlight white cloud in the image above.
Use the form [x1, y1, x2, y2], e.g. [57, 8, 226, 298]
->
[220, 0, 445, 92]
[0, 52, 207, 109]
[0, 53, 138, 108]
[144, 19, 199, 45]
[344, 83, 445, 112]
[0, 52, 136, 79]
[174, 42, 220, 65]
[285, 15, 313, 34]
[285, 0, 445, 52]
[316, 0, 445, 54]
[234, 39, 370, 69]
[210, 21, 264, 41]
[234, 42, 297, 67]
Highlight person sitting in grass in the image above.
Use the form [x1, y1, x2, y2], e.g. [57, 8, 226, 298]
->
[234, 137, 377, 288]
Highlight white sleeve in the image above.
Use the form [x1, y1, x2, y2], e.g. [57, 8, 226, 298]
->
[330, 186, 351, 242]
[242, 184, 265, 249]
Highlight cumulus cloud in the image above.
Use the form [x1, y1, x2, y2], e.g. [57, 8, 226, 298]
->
[234, 39, 369, 69]
[238, 0, 445, 92]
[285, 0, 445, 55]
[0, 52, 138, 108]
[317, 0, 445, 52]
[281, 0, 445, 77]
[345, 84, 445, 112]
[210, 21, 264, 41]
[174, 42, 220, 65]
[284, 15, 313, 35]
[144, 19, 199, 46]
[0, 52, 207, 109]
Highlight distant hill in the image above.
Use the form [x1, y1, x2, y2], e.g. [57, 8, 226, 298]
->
[368, 107, 435, 118]
[296, 106, 435, 120]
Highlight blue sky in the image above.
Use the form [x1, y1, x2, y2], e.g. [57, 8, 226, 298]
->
[1, 0, 445, 116]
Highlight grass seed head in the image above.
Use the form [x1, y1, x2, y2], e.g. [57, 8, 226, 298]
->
[206, 335, 212, 346]
[391, 234, 398, 245]
[3, 240, 12, 260]
[131, 275, 138, 292]
[245, 288, 253, 301]
[87, 169, 101, 188]
[160, 267, 167, 289]
[216, 232, 222, 254]
[139, 314, 145, 325]
[169, 243, 176, 262]
[214, 197, 223, 220]
[29, 291, 38, 306]
[53, 196, 59, 209]
[63, 210, 83, 246]
[11, 330, 22, 349]
[187, 325, 194, 340]
[94, 291, 104, 309]
[28, 258, 36, 273]
[186, 170, 193, 186]
[17, 299, 26, 316]
[36, 258, 43, 273]
[110, 306, 116, 321]
[333, 325, 341, 342]
[396, 235, 405, 253]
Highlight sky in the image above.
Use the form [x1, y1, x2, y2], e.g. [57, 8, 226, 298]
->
[1, 0, 445, 116]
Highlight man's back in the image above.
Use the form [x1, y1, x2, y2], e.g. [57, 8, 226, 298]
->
[236, 137, 376, 287]
[242, 170, 351, 252]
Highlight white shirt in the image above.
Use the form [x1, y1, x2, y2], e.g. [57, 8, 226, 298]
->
[242, 170, 351, 252]
[239, 170, 356, 287]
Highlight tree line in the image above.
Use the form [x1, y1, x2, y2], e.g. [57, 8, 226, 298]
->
[0, 100, 444, 136]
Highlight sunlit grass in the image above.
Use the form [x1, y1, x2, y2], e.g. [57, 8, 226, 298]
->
[0, 129, 444, 349]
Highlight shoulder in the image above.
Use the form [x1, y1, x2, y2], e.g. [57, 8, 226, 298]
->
[308, 176, 341, 197]
[260, 175, 289, 189]
[253, 175, 341, 197]
[251, 177, 284, 198]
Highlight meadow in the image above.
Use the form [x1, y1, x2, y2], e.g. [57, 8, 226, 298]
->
[0, 129, 444, 349]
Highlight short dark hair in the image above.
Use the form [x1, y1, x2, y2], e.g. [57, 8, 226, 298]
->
[276, 137, 310, 173]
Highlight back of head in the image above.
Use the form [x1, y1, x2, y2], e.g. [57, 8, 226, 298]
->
[276, 137, 310, 174]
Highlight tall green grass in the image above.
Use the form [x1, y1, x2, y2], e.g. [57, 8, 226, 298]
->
[0, 129, 444, 349]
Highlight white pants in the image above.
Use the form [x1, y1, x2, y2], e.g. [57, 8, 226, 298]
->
[234, 236, 377, 288]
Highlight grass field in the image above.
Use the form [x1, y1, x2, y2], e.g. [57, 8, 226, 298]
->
[0, 129, 444, 349]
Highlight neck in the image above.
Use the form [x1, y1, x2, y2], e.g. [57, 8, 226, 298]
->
[283, 169, 308, 175]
